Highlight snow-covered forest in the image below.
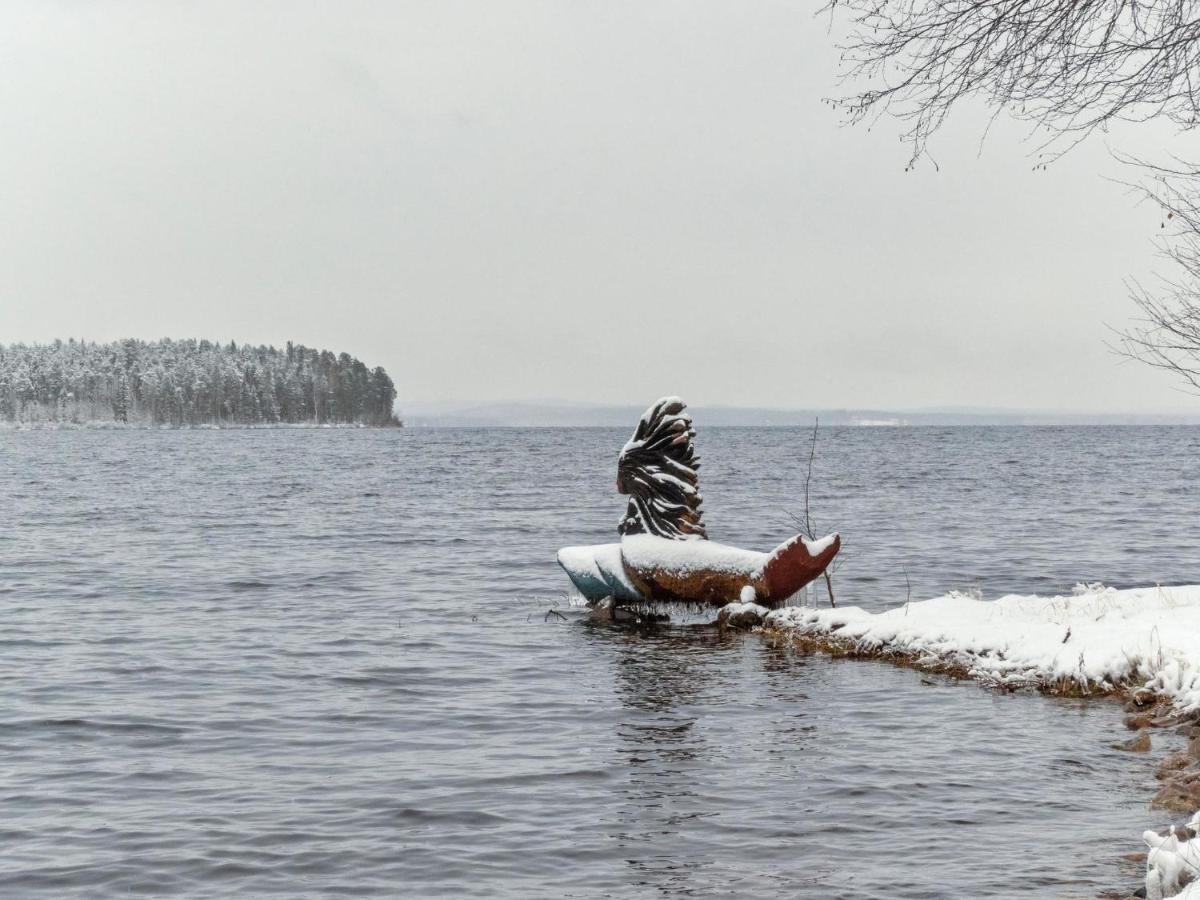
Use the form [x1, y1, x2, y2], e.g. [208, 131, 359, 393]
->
[0, 339, 399, 427]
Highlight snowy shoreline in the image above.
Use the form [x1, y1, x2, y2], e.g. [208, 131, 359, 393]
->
[761, 584, 1200, 899]
[764, 584, 1200, 706]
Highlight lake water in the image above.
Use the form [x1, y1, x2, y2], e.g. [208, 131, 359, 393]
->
[2, 425, 1198, 898]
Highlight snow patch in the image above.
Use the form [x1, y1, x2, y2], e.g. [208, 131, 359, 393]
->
[722, 601, 769, 617]
[1146, 813, 1200, 899]
[717, 600, 770, 629]
[801, 534, 837, 557]
[756, 581, 1200, 898]
[765, 583, 1200, 708]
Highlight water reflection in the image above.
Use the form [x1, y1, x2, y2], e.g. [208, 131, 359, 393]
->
[573, 615, 1165, 899]
[586, 622, 737, 711]
[579, 623, 829, 897]
[580, 624, 735, 895]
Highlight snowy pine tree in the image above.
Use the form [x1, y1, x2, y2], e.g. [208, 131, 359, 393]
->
[0, 339, 398, 427]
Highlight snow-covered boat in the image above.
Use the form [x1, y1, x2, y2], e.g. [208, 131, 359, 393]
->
[557, 397, 840, 608]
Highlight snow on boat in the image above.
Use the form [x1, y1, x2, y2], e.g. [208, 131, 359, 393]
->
[556, 397, 840, 608]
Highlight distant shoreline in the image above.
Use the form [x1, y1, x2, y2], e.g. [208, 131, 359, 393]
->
[0, 338, 400, 428]
[404, 421, 1200, 428]
[400, 405, 1200, 428]
[0, 421, 403, 432]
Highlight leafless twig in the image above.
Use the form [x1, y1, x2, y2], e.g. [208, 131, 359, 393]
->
[789, 418, 838, 608]
[823, 0, 1200, 167]
[820, 0, 1200, 395]
[1107, 156, 1200, 391]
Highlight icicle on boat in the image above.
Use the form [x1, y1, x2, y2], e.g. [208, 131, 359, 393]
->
[557, 397, 841, 610]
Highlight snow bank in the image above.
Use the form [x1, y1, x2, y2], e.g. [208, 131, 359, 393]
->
[1146, 813, 1200, 899]
[765, 584, 1200, 709]
[765, 582, 1200, 898]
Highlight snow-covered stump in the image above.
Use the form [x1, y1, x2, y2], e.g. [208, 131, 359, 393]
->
[716, 586, 769, 630]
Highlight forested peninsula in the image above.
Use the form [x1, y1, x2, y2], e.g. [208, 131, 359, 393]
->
[0, 339, 399, 427]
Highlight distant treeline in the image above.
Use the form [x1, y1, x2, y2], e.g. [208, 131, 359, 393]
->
[0, 339, 399, 427]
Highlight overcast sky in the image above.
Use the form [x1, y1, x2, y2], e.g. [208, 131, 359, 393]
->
[0, 1, 1193, 412]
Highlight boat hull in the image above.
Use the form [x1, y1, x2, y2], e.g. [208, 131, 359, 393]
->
[557, 532, 840, 607]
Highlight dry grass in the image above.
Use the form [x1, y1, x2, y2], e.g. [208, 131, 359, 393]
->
[759, 626, 1153, 702]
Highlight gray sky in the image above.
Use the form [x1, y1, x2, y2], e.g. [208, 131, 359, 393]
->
[0, 1, 1191, 412]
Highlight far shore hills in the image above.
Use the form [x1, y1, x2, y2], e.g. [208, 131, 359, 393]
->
[402, 401, 1200, 427]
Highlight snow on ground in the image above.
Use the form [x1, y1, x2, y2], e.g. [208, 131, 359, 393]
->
[1147, 813, 1200, 899]
[766, 583, 1200, 709]
[766, 583, 1200, 898]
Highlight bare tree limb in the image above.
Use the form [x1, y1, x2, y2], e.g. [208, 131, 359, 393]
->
[1110, 158, 1200, 388]
[824, 0, 1200, 165]
[822, 0, 1200, 396]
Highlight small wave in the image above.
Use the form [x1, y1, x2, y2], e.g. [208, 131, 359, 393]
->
[388, 807, 510, 827]
[226, 579, 272, 591]
[0, 717, 189, 736]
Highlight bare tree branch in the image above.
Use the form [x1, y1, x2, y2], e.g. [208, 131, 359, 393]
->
[824, 0, 1200, 166]
[823, 0, 1200, 395]
[1110, 157, 1200, 387]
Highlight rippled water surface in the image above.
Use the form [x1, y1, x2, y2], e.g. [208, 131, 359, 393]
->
[3, 426, 1198, 898]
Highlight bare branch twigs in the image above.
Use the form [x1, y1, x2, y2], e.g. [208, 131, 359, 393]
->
[823, 0, 1200, 165]
[789, 418, 838, 608]
[1110, 157, 1200, 390]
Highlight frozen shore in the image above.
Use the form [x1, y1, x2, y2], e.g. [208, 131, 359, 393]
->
[763, 584, 1200, 898]
[766, 584, 1200, 707]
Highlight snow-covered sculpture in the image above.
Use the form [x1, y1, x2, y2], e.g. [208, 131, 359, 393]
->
[616, 397, 707, 540]
[558, 397, 841, 608]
